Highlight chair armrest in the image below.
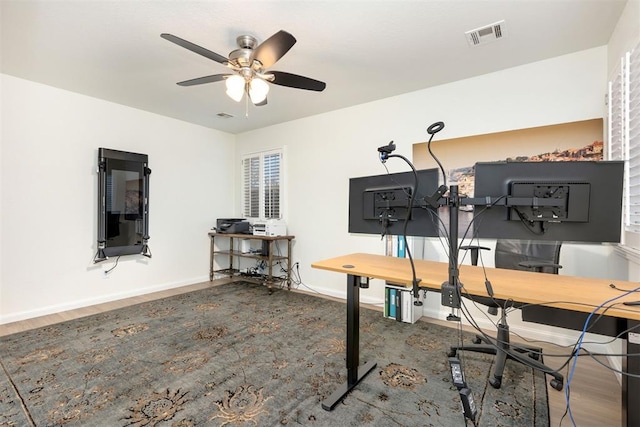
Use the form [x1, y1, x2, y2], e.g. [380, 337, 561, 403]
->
[518, 260, 562, 273]
[460, 245, 491, 251]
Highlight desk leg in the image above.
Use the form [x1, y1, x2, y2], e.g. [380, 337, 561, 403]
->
[322, 274, 377, 411]
[623, 319, 640, 427]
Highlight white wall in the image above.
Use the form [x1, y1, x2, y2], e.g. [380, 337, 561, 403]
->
[236, 46, 610, 301]
[0, 74, 236, 323]
[608, 0, 640, 73]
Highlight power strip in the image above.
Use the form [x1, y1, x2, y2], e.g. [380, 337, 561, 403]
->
[449, 357, 477, 425]
[448, 357, 466, 389]
[459, 387, 478, 425]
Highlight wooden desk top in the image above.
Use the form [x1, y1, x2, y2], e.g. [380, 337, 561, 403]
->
[312, 253, 640, 321]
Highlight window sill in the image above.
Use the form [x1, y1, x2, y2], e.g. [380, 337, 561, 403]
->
[613, 244, 640, 265]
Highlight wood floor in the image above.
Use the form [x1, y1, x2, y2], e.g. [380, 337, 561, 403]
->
[0, 279, 622, 426]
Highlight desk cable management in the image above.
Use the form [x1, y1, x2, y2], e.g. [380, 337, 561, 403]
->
[454, 252, 640, 427]
[376, 120, 640, 425]
[426, 193, 638, 426]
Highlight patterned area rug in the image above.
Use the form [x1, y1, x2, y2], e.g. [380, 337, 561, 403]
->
[0, 282, 548, 426]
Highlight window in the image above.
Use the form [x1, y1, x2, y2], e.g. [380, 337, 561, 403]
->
[242, 149, 283, 220]
[608, 39, 640, 244]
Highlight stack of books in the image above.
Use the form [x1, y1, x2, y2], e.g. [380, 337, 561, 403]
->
[383, 234, 422, 323]
[384, 284, 423, 324]
[388, 235, 407, 257]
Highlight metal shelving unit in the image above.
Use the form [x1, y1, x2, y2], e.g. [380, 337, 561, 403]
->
[208, 232, 294, 293]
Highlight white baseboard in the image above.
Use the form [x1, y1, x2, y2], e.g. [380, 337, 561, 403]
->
[298, 283, 386, 307]
[0, 276, 210, 325]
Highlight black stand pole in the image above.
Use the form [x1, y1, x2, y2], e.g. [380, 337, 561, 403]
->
[441, 185, 463, 310]
[448, 185, 460, 289]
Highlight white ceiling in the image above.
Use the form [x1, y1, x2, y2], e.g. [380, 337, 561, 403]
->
[0, 0, 628, 135]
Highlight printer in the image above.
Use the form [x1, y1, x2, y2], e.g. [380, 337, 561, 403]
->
[216, 218, 250, 234]
[253, 219, 287, 236]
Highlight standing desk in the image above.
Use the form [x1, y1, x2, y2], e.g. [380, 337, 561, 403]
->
[311, 253, 640, 426]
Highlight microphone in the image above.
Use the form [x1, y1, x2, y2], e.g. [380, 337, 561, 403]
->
[377, 141, 396, 162]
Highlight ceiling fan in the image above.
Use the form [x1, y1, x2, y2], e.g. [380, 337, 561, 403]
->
[160, 30, 326, 106]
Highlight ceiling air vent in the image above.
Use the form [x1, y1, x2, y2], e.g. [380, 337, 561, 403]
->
[465, 20, 507, 47]
[216, 112, 234, 118]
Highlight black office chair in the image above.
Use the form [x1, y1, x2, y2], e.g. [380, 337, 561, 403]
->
[448, 239, 564, 391]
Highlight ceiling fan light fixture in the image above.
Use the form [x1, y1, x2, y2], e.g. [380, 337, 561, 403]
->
[225, 75, 245, 102]
[249, 78, 269, 104]
[162, 30, 326, 105]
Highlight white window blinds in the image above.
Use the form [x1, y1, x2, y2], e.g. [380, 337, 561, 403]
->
[243, 156, 260, 218]
[608, 39, 640, 233]
[242, 149, 282, 220]
[263, 152, 281, 219]
[628, 45, 640, 231]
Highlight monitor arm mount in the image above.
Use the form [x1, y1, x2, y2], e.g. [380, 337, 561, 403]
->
[377, 121, 570, 311]
[428, 190, 568, 311]
[430, 184, 467, 311]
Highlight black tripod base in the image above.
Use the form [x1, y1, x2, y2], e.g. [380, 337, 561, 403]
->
[321, 360, 377, 411]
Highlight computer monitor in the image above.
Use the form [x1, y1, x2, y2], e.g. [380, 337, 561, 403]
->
[472, 161, 624, 242]
[348, 168, 440, 237]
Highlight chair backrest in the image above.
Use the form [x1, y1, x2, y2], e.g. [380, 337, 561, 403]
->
[494, 239, 562, 274]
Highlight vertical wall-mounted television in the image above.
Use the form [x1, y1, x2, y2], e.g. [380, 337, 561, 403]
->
[348, 168, 440, 237]
[95, 148, 151, 262]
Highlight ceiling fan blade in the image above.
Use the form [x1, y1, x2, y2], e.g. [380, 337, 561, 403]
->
[177, 74, 230, 86]
[161, 33, 228, 65]
[251, 30, 296, 68]
[269, 71, 326, 92]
